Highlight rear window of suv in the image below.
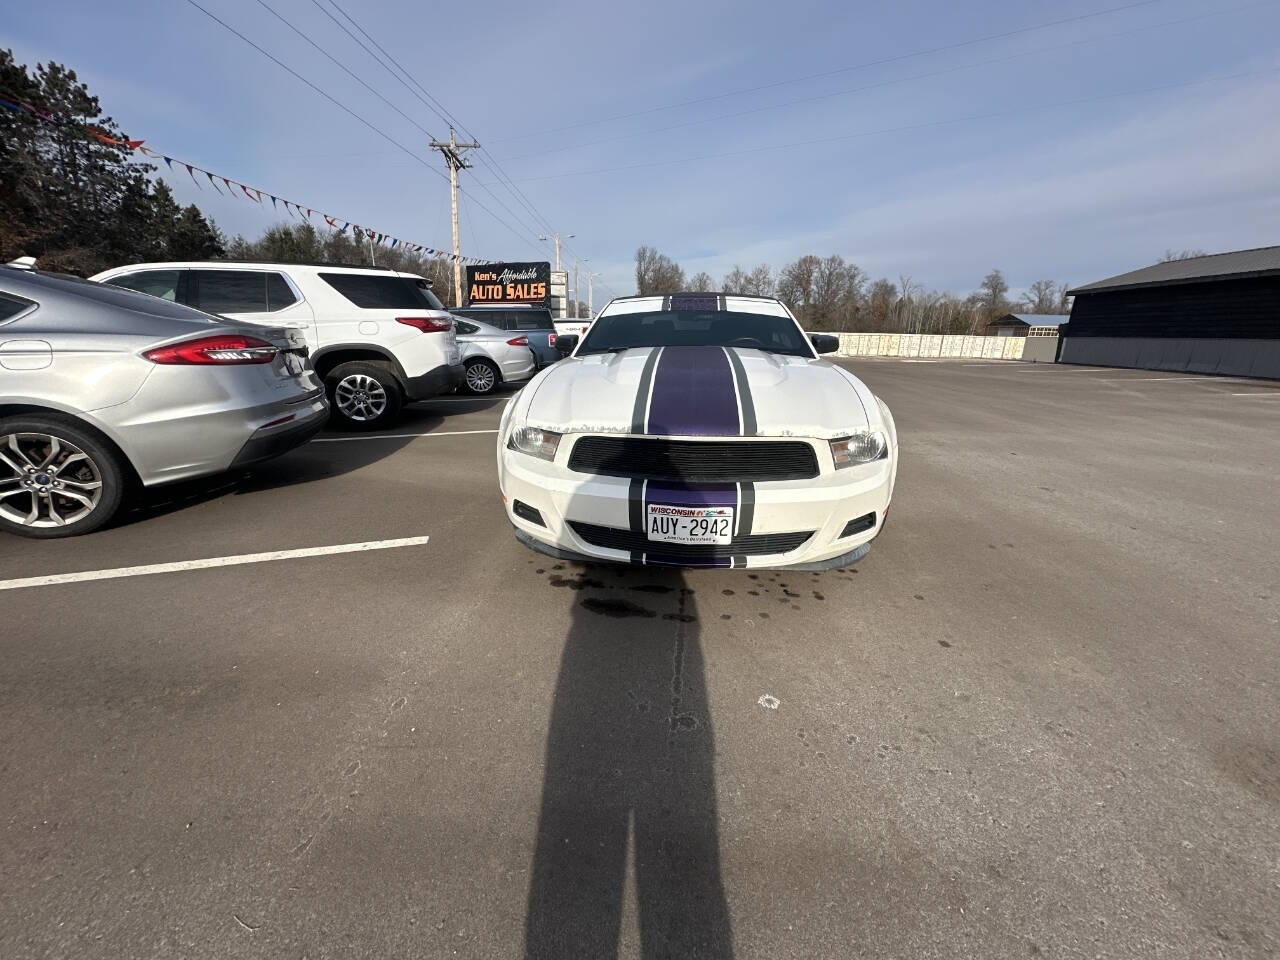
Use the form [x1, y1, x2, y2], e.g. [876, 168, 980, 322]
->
[320, 273, 444, 311]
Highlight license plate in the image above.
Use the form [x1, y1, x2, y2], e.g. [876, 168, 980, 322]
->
[646, 504, 734, 545]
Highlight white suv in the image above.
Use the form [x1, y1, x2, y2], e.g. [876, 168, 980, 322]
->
[90, 261, 463, 430]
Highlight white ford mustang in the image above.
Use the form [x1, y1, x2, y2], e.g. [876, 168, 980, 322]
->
[496, 293, 897, 569]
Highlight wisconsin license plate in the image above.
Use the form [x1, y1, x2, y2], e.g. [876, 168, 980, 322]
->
[646, 504, 734, 545]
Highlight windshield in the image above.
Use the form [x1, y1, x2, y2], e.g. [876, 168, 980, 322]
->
[577, 309, 813, 357]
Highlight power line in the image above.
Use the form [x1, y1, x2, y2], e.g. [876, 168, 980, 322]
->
[489, 66, 1276, 185]
[294, 0, 549, 252]
[498, 0, 1274, 165]
[490, 0, 1175, 144]
[252, 0, 434, 140]
[317, 0, 558, 232]
[306, 0, 554, 253]
[180, 0, 542, 254]
[181, 0, 446, 186]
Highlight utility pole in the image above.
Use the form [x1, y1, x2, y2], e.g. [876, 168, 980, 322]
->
[430, 127, 480, 307]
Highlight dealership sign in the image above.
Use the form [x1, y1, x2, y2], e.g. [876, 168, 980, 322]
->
[466, 262, 551, 306]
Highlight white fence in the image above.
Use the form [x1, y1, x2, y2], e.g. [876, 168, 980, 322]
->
[834, 332, 1028, 360]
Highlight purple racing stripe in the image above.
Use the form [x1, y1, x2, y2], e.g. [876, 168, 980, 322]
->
[642, 481, 737, 568]
[644, 482, 737, 509]
[645, 346, 740, 436]
[668, 294, 719, 311]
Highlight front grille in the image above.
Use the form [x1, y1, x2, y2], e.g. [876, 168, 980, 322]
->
[568, 437, 819, 482]
[569, 522, 812, 558]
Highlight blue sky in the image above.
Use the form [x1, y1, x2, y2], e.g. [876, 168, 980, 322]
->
[8, 0, 1280, 301]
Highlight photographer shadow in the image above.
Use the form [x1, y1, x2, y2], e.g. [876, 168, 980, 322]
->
[524, 565, 734, 959]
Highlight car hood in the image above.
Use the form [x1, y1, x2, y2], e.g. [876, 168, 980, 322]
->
[522, 346, 874, 439]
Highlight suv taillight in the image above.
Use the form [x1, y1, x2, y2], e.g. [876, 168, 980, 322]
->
[396, 316, 452, 333]
[547, 333, 557, 347]
[144, 335, 277, 365]
[507, 336, 530, 347]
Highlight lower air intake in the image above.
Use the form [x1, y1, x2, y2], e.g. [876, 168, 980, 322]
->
[569, 522, 811, 558]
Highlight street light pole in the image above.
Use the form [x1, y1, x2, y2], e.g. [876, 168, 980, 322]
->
[572, 257, 586, 320]
[586, 271, 600, 319]
[537, 233, 573, 272]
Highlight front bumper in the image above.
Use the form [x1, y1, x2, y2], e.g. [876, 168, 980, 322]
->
[498, 436, 894, 569]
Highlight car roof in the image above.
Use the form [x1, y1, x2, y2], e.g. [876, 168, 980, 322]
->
[91, 261, 425, 280]
[608, 292, 783, 302]
[0, 265, 222, 322]
[597, 292, 792, 318]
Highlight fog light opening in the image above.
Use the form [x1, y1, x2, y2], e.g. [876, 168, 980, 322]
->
[513, 500, 545, 527]
[840, 512, 877, 538]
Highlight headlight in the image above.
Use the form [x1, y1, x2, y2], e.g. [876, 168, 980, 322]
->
[830, 431, 886, 468]
[507, 425, 562, 461]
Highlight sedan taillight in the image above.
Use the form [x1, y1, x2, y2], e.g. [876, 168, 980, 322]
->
[396, 316, 452, 333]
[144, 335, 277, 365]
[507, 336, 530, 347]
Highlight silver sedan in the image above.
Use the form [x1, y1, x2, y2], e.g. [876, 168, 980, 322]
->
[452, 317, 537, 394]
[0, 266, 327, 537]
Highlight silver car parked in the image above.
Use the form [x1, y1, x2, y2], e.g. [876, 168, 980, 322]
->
[451, 316, 537, 395]
[0, 266, 328, 538]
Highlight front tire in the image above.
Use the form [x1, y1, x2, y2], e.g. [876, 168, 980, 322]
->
[0, 416, 126, 538]
[463, 358, 501, 395]
[325, 361, 404, 430]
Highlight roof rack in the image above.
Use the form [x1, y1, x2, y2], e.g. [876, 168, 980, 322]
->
[208, 259, 396, 270]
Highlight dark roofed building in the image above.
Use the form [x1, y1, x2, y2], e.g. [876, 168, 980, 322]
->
[1061, 245, 1280, 379]
[987, 313, 1069, 337]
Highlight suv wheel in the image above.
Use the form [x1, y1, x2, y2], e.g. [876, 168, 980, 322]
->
[326, 361, 404, 430]
[0, 416, 126, 538]
[464, 359, 500, 395]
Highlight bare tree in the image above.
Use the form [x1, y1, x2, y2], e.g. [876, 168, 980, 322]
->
[866, 278, 896, 331]
[1160, 248, 1208, 262]
[722, 263, 773, 296]
[971, 268, 1010, 329]
[746, 263, 774, 297]
[1019, 279, 1070, 314]
[688, 270, 714, 292]
[634, 245, 686, 296]
[721, 265, 750, 295]
[775, 255, 820, 324]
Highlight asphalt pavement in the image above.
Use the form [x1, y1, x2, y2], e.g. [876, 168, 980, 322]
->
[2, 360, 1278, 959]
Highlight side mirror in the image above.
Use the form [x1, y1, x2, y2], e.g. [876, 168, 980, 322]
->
[810, 333, 840, 355]
[555, 334, 579, 356]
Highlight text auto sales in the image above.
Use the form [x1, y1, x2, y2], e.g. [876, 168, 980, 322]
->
[468, 267, 546, 304]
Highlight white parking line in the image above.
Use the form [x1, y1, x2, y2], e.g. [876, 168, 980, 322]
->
[0, 536, 431, 592]
[315, 429, 499, 442]
[419, 397, 506, 403]
[1232, 392, 1280, 397]
[1096, 376, 1242, 382]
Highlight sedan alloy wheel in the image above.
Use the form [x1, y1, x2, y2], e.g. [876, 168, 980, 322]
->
[0, 433, 104, 529]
